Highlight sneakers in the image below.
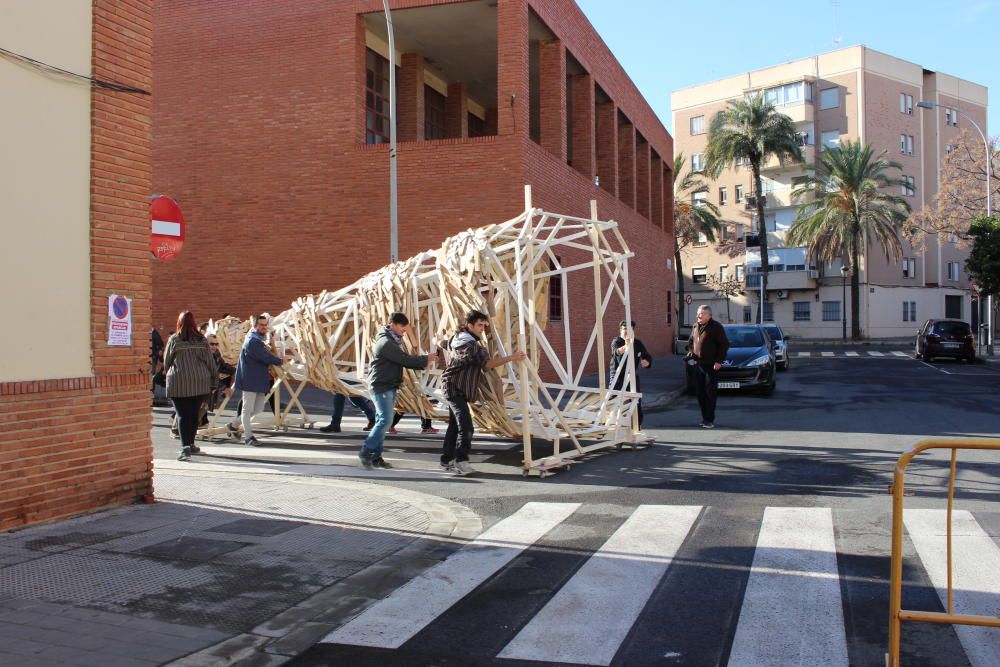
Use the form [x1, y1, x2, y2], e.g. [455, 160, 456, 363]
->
[387, 427, 398, 435]
[177, 447, 191, 461]
[372, 457, 393, 469]
[700, 422, 715, 429]
[244, 437, 261, 447]
[359, 453, 374, 470]
[318, 423, 341, 433]
[363, 418, 375, 431]
[440, 460, 456, 472]
[421, 426, 440, 434]
[188, 445, 201, 454]
[453, 461, 476, 476]
[226, 423, 240, 439]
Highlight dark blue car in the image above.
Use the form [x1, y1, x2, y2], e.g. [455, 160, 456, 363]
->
[685, 325, 776, 396]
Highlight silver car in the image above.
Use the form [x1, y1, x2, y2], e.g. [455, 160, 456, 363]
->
[762, 324, 790, 370]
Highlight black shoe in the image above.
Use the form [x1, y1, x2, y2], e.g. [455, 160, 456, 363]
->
[319, 423, 341, 433]
[363, 418, 375, 431]
[226, 423, 240, 439]
[359, 453, 374, 470]
[177, 447, 191, 461]
[372, 457, 393, 469]
[244, 437, 261, 447]
[189, 445, 201, 454]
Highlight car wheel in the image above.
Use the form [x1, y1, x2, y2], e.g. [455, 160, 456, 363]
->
[779, 360, 789, 371]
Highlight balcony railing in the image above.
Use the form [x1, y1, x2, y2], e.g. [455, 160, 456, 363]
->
[745, 270, 819, 290]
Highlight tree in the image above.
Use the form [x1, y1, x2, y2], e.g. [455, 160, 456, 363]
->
[907, 129, 999, 245]
[966, 215, 1000, 296]
[705, 94, 802, 311]
[673, 152, 722, 325]
[705, 274, 744, 323]
[787, 140, 911, 339]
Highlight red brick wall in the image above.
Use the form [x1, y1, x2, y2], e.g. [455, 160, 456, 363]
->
[0, 0, 153, 532]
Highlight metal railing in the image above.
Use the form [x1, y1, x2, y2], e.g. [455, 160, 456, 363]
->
[886, 438, 1000, 666]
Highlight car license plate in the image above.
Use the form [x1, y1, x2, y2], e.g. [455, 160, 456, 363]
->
[718, 382, 740, 389]
[942, 342, 960, 348]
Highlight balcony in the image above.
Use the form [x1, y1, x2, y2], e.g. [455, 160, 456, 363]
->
[746, 269, 819, 291]
[761, 145, 815, 173]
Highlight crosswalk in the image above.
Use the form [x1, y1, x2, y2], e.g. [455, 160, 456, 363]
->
[797, 350, 912, 358]
[308, 503, 999, 666]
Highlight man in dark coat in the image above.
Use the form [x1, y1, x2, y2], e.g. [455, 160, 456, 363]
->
[688, 305, 729, 429]
[227, 315, 284, 446]
[609, 320, 653, 428]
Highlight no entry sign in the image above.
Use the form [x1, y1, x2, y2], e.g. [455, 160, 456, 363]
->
[150, 195, 185, 261]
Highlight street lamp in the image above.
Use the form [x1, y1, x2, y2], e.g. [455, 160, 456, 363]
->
[383, 0, 399, 264]
[840, 264, 849, 341]
[917, 101, 993, 354]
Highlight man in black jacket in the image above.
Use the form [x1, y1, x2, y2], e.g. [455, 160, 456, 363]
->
[688, 305, 729, 428]
[609, 320, 652, 428]
[359, 312, 438, 470]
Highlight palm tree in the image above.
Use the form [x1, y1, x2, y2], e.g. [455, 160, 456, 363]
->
[673, 152, 722, 325]
[705, 94, 802, 311]
[787, 140, 911, 339]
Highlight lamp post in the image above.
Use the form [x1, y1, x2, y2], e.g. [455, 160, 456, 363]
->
[383, 0, 399, 264]
[917, 101, 993, 354]
[840, 264, 849, 341]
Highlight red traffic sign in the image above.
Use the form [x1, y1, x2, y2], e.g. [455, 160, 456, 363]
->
[684, 294, 694, 305]
[150, 195, 185, 261]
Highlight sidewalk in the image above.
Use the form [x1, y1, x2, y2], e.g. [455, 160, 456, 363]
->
[0, 461, 480, 667]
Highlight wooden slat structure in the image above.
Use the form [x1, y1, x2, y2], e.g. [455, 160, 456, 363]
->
[211, 187, 647, 475]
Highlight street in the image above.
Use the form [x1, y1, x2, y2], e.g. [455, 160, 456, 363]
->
[148, 349, 1000, 666]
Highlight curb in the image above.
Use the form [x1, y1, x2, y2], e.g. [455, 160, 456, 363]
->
[159, 468, 482, 667]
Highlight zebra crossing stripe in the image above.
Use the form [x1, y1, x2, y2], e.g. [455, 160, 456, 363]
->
[845, 351, 859, 357]
[821, 352, 835, 357]
[797, 352, 811, 357]
[728, 507, 848, 667]
[904, 509, 1000, 667]
[321, 502, 579, 649]
[868, 350, 885, 357]
[498, 505, 702, 665]
[891, 351, 908, 357]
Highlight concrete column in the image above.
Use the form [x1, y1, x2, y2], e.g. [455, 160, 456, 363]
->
[398, 53, 424, 142]
[538, 39, 566, 161]
[651, 152, 663, 229]
[595, 101, 618, 197]
[496, 0, 529, 136]
[570, 73, 596, 180]
[618, 115, 636, 209]
[445, 82, 469, 139]
[663, 161, 675, 235]
[636, 137, 651, 219]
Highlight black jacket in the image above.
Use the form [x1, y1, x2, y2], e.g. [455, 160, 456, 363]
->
[368, 328, 429, 394]
[688, 319, 730, 366]
[609, 336, 652, 390]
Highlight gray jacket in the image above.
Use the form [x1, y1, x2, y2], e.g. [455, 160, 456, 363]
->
[368, 328, 428, 394]
[164, 334, 218, 398]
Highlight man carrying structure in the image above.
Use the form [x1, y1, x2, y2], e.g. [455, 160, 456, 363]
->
[359, 312, 437, 470]
[609, 320, 653, 428]
[440, 310, 526, 475]
[228, 315, 284, 446]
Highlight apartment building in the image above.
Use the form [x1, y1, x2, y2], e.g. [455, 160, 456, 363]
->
[672, 46, 987, 338]
[153, 0, 675, 367]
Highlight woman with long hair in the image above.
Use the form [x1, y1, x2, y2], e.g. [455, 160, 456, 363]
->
[162, 311, 218, 460]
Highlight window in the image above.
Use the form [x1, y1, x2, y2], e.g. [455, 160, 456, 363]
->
[735, 184, 744, 204]
[719, 265, 729, 281]
[947, 261, 961, 281]
[692, 266, 708, 284]
[786, 264, 806, 272]
[736, 264, 745, 281]
[902, 257, 916, 278]
[793, 301, 811, 321]
[696, 231, 708, 244]
[468, 112, 486, 138]
[819, 87, 839, 110]
[733, 156, 750, 168]
[899, 134, 914, 155]
[900, 93, 913, 115]
[759, 81, 811, 108]
[743, 306, 752, 323]
[903, 301, 917, 322]
[667, 291, 672, 324]
[763, 302, 774, 322]
[548, 257, 562, 321]
[944, 108, 958, 126]
[690, 115, 705, 135]
[365, 49, 392, 144]
[691, 153, 705, 172]
[424, 85, 446, 140]
[693, 190, 708, 208]
[822, 301, 840, 321]
[945, 294, 962, 319]
[718, 187, 728, 205]
[901, 175, 915, 196]
[721, 224, 735, 241]
[821, 130, 841, 150]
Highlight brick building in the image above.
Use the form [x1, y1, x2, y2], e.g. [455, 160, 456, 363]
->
[672, 46, 987, 338]
[152, 0, 675, 367]
[1, 2, 153, 529]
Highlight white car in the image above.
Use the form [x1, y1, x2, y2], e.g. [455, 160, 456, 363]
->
[762, 324, 790, 371]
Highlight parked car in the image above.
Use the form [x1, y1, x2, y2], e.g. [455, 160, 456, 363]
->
[761, 324, 790, 370]
[685, 324, 776, 396]
[674, 324, 693, 356]
[915, 319, 975, 362]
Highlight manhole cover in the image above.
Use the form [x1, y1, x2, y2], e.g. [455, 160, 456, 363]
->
[209, 518, 307, 537]
[139, 537, 249, 563]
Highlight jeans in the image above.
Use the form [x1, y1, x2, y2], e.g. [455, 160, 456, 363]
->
[172, 395, 206, 448]
[234, 391, 269, 441]
[441, 393, 474, 464]
[361, 388, 397, 460]
[332, 393, 375, 428]
[694, 364, 719, 424]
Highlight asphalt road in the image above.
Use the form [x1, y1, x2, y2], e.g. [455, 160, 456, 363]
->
[153, 352, 1000, 666]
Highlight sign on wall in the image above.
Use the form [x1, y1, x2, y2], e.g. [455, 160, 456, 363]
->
[108, 294, 132, 346]
[150, 195, 185, 261]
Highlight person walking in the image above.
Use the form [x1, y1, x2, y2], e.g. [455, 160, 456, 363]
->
[388, 412, 437, 435]
[320, 393, 376, 433]
[688, 305, 729, 429]
[163, 311, 218, 460]
[440, 310, 526, 476]
[359, 312, 437, 470]
[609, 320, 653, 428]
[228, 315, 284, 446]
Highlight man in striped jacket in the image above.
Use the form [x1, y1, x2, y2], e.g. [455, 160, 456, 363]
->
[440, 310, 526, 476]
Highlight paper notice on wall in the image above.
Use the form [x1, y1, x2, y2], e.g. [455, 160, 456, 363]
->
[108, 294, 132, 346]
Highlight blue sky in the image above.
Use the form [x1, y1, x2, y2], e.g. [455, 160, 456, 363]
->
[575, 0, 997, 138]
